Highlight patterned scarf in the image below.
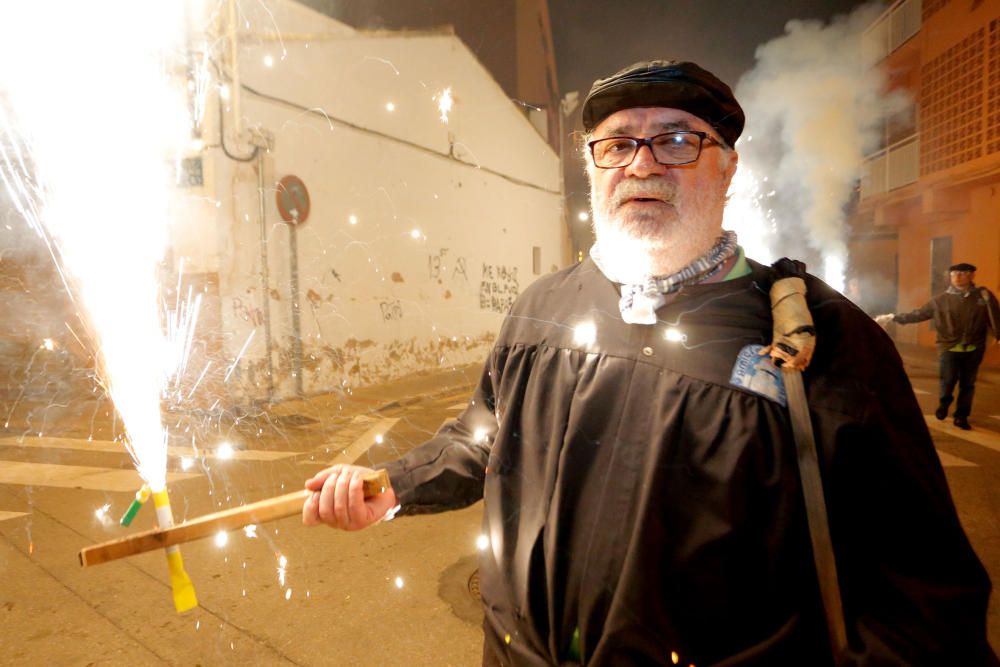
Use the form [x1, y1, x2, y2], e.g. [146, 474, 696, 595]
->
[590, 230, 739, 325]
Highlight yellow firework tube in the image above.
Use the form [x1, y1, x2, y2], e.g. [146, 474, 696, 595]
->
[151, 489, 198, 613]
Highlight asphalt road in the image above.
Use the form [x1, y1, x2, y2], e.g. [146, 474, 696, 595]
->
[0, 358, 998, 664]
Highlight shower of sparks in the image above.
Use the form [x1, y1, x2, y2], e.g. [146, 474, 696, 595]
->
[277, 554, 288, 587]
[41, 338, 55, 351]
[436, 87, 453, 123]
[0, 1, 196, 492]
[180, 456, 194, 471]
[224, 330, 257, 383]
[214, 531, 229, 548]
[216, 441, 235, 460]
[722, 164, 776, 266]
[573, 322, 597, 347]
[243, 524, 258, 539]
[94, 503, 112, 522]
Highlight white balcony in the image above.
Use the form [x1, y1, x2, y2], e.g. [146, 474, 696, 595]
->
[862, 0, 922, 63]
[861, 134, 920, 199]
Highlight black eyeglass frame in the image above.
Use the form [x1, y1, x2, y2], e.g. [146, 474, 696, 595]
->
[587, 130, 726, 169]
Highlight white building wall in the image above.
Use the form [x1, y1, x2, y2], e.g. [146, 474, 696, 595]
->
[172, 2, 563, 402]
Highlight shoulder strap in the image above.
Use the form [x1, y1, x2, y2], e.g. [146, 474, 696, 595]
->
[783, 368, 849, 660]
[768, 259, 848, 661]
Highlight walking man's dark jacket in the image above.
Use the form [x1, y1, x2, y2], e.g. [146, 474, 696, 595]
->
[893, 285, 1000, 352]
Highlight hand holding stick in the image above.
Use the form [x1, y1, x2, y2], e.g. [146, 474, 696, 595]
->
[80, 469, 390, 567]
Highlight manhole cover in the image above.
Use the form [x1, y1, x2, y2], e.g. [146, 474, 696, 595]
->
[438, 555, 483, 626]
[468, 569, 480, 600]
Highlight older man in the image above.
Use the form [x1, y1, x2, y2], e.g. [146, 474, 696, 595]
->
[876, 263, 1000, 430]
[303, 61, 995, 665]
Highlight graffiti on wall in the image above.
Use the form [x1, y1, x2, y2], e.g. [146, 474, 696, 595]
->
[379, 299, 403, 322]
[232, 296, 265, 327]
[428, 248, 468, 283]
[479, 263, 518, 313]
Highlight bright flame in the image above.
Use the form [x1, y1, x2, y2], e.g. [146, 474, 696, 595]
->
[436, 87, 453, 123]
[573, 322, 597, 347]
[0, 2, 195, 492]
[823, 255, 845, 293]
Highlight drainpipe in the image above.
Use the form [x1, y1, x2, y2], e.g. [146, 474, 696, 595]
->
[257, 150, 275, 402]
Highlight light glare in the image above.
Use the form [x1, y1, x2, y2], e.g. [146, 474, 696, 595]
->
[214, 531, 229, 548]
[573, 322, 597, 346]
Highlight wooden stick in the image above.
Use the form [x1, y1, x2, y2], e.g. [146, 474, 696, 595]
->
[79, 469, 390, 567]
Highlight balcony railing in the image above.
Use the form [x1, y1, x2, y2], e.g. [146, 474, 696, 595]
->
[862, 0, 922, 63]
[861, 134, 920, 199]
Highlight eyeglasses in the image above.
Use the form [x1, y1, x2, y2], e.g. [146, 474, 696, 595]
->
[587, 131, 724, 169]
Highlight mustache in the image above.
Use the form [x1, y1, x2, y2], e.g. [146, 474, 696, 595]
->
[611, 178, 678, 208]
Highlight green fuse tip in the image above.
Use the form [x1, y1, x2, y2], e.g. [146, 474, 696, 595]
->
[119, 485, 152, 527]
[119, 499, 143, 526]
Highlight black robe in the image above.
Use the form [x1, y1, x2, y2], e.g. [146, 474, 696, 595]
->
[382, 258, 995, 666]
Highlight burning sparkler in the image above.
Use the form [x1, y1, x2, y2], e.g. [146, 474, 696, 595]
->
[0, 0, 208, 611]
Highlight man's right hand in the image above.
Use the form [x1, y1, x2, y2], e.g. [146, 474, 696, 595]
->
[302, 464, 399, 530]
[874, 314, 894, 326]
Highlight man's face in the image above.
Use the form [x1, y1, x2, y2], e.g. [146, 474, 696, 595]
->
[950, 270, 974, 290]
[586, 107, 738, 254]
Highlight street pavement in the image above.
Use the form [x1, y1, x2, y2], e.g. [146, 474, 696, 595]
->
[1, 347, 998, 664]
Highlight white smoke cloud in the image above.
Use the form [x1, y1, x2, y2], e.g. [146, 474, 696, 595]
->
[725, 3, 908, 291]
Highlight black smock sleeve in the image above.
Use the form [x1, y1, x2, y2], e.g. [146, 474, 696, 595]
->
[892, 300, 935, 325]
[379, 352, 499, 515]
[810, 297, 996, 664]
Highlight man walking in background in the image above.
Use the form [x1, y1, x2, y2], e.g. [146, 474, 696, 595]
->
[876, 262, 1000, 430]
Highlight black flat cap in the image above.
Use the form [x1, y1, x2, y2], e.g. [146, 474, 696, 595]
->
[949, 262, 977, 272]
[582, 60, 745, 147]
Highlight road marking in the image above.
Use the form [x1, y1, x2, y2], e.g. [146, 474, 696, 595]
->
[912, 388, 930, 395]
[0, 461, 198, 492]
[317, 417, 400, 466]
[924, 416, 1000, 454]
[936, 451, 977, 467]
[0, 511, 27, 522]
[0, 436, 295, 462]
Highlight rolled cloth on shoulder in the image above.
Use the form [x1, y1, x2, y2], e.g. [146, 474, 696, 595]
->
[767, 258, 816, 370]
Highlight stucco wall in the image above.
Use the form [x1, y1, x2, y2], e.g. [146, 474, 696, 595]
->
[170, 4, 563, 402]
